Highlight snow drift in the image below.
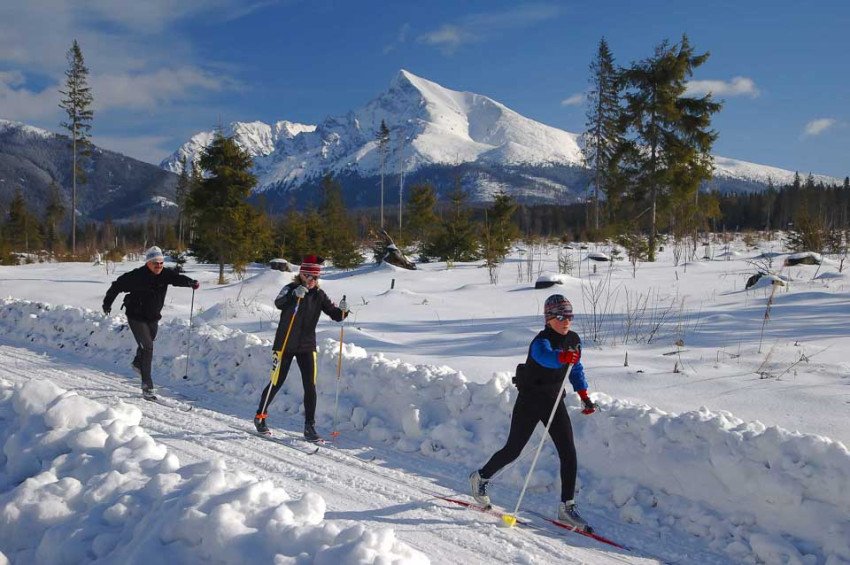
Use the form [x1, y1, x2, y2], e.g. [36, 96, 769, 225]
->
[1, 298, 848, 564]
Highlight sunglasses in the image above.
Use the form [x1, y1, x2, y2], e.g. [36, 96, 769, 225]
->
[553, 314, 574, 321]
[303, 274, 319, 281]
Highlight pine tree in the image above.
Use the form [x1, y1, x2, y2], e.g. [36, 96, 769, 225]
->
[404, 182, 439, 246]
[58, 40, 93, 255]
[44, 182, 66, 254]
[482, 191, 519, 282]
[319, 175, 364, 269]
[619, 36, 721, 260]
[423, 178, 480, 264]
[583, 37, 621, 232]
[7, 189, 43, 253]
[276, 210, 310, 263]
[843, 176, 849, 191]
[187, 132, 271, 283]
[376, 120, 390, 229]
[175, 156, 191, 250]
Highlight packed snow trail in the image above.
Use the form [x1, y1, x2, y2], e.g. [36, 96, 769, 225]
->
[0, 342, 674, 564]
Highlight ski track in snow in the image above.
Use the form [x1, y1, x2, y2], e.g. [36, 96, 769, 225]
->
[0, 342, 671, 565]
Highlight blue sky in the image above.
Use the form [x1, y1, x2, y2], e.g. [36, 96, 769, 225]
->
[1, 0, 848, 178]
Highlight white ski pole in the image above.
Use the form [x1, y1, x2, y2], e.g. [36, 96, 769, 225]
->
[502, 363, 575, 527]
[182, 287, 195, 380]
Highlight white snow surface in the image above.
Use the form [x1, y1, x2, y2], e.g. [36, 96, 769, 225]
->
[1, 241, 850, 564]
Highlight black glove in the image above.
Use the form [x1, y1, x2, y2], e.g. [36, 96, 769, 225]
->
[102, 304, 111, 315]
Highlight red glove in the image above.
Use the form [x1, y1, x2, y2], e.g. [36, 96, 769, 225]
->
[578, 390, 596, 415]
[191, 280, 200, 290]
[558, 349, 580, 365]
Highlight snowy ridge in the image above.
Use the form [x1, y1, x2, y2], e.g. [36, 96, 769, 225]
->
[160, 120, 316, 174]
[160, 70, 840, 200]
[0, 119, 56, 140]
[1, 297, 848, 564]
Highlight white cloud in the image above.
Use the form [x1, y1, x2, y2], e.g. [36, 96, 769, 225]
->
[684, 76, 760, 98]
[418, 4, 561, 54]
[92, 134, 174, 164]
[0, 72, 61, 122]
[803, 118, 836, 137]
[561, 93, 584, 107]
[91, 68, 235, 112]
[383, 23, 411, 54]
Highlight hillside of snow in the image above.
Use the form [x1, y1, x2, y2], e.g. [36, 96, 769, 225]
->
[2, 239, 850, 563]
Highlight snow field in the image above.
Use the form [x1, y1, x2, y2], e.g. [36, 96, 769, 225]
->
[0, 377, 426, 564]
[1, 297, 848, 563]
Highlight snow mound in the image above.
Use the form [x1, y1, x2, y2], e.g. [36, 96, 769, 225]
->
[2, 297, 849, 564]
[0, 379, 426, 564]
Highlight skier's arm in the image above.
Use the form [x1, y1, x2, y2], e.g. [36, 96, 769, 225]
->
[530, 338, 589, 392]
[319, 290, 346, 322]
[274, 284, 297, 310]
[102, 272, 131, 311]
[165, 268, 197, 288]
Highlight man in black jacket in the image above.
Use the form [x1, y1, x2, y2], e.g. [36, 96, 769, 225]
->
[254, 255, 348, 440]
[102, 246, 199, 399]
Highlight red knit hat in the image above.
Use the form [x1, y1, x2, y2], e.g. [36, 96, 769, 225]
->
[299, 255, 323, 277]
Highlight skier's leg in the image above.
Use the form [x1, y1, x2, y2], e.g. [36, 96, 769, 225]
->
[127, 318, 155, 390]
[296, 351, 317, 424]
[546, 401, 578, 502]
[256, 353, 295, 414]
[479, 394, 538, 479]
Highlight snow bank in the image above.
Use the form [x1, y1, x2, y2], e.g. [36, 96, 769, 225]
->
[0, 377, 426, 564]
[2, 298, 849, 563]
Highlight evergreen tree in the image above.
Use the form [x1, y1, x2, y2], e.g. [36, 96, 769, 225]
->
[619, 36, 721, 260]
[58, 40, 93, 255]
[7, 189, 43, 253]
[404, 182, 439, 246]
[844, 176, 849, 191]
[376, 120, 390, 229]
[276, 210, 310, 263]
[44, 182, 66, 254]
[482, 191, 519, 282]
[175, 156, 191, 250]
[583, 37, 621, 231]
[319, 175, 364, 269]
[187, 132, 271, 283]
[423, 178, 480, 263]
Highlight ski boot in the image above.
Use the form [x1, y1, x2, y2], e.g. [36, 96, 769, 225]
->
[141, 385, 157, 401]
[254, 413, 270, 435]
[469, 470, 491, 507]
[304, 422, 321, 442]
[557, 501, 592, 533]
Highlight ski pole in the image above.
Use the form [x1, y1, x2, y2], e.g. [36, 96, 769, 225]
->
[182, 287, 196, 380]
[331, 295, 346, 440]
[259, 296, 302, 416]
[502, 363, 575, 527]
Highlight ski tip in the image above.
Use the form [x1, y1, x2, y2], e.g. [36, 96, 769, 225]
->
[501, 514, 517, 528]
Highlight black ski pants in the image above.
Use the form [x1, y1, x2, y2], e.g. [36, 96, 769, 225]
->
[480, 390, 578, 503]
[256, 351, 318, 424]
[127, 318, 159, 390]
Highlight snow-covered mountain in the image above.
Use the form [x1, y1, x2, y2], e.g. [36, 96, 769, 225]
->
[161, 70, 839, 206]
[0, 119, 178, 221]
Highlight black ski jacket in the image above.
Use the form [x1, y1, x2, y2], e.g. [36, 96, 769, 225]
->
[103, 265, 195, 322]
[272, 282, 346, 353]
[515, 326, 587, 397]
